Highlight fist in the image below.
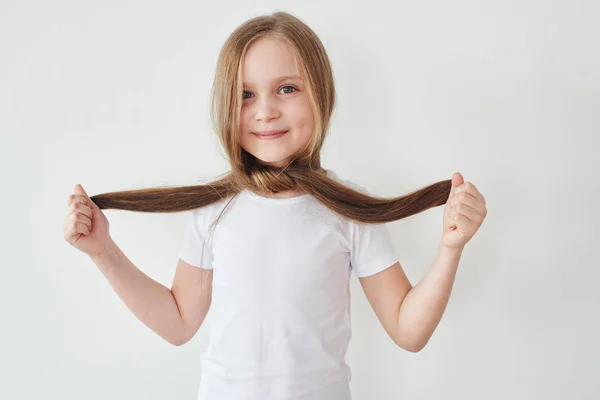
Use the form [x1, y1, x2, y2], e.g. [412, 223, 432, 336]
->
[442, 173, 487, 250]
[63, 184, 112, 258]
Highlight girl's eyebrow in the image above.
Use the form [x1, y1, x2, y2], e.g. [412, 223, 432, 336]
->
[243, 75, 303, 88]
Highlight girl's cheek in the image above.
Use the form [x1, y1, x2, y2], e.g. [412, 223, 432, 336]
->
[239, 105, 250, 120]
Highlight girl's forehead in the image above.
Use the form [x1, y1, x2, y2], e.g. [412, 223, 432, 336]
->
[242, 37, 302, 82]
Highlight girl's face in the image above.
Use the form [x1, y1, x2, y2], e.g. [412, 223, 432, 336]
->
[239, 36, 314, 168]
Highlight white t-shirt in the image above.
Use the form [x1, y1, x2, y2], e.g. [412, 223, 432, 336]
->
[178, 169, 399, 400]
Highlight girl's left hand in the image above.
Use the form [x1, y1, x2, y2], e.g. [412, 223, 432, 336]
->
[442, 172, 487, 250]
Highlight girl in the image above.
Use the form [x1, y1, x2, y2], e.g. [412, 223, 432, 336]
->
[63, 11, 487, 400]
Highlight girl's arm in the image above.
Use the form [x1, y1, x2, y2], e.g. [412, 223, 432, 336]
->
[359, 244, 462, 352]
[394, 244, 462, 351]
[90, 240, 212, 346]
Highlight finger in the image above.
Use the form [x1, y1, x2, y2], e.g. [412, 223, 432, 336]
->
[452, 213, 476, 233]
[71, 213, 92, 230]
[69, 202, 93, 219]
[456, 183, 485, 204]
[68, 193, 88, 207]
[64, 223, 87, 243]
[64, 224, 78, 242]
[74, 183, 89, 198]
[452, 203, 483, 223]
[450, 192, 479, 208]
[73, 184, 99, 212]
[448, 172, 463, 199]
[75, 222, 91, 235]
[468, 184, 485, 205]
[452, 193, 486, 216]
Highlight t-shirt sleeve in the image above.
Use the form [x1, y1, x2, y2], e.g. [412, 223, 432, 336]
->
[342, 178, 399, 278]
[177, 208, 214, 270]
[349, 220, 399, 278]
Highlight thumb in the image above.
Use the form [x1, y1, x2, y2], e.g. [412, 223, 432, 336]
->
[448, 172, 465, 199]
[73, 183, 88, 197]
[73, 184, 96, 210]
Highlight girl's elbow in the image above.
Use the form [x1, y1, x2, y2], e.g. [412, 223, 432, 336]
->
[404, 343, 425, 353]
[401, 337, 428, 353]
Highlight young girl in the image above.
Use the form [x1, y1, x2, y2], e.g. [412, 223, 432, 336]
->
[63, 11, 487, 400]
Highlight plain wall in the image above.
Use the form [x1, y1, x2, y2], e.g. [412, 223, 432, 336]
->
[1, 0, 598, 399]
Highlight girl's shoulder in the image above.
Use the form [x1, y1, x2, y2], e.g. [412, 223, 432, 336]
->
[327, 169, 370, 195]
[185, 192, 234, 230]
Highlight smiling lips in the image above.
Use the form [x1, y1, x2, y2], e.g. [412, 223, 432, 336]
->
[253, 130, 288, 140]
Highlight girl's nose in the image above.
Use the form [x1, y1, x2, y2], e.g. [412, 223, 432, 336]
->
[254, 98, 281, 121]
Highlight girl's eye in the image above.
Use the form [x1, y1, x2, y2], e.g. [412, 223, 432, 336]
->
[242, 86, 297, 99]
[278, 85, 296, 94]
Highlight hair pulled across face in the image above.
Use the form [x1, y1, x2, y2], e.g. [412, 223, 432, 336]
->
[90, 11, 451, 225]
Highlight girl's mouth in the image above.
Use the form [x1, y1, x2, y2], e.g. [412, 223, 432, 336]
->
[253, 130, 288, 140]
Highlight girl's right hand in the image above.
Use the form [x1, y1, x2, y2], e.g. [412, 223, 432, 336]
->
[63, 184, 113, 258]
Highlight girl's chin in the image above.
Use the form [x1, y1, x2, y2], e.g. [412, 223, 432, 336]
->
[254, 154, 291, 167]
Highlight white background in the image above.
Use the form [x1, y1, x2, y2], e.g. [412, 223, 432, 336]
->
[1, 1, 598, 399]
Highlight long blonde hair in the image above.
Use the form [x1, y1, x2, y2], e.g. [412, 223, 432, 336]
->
[90, 11, 451, 226]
